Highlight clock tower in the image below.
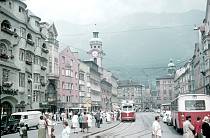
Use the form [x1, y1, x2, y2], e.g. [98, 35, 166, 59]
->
[88, 26, 105, 67]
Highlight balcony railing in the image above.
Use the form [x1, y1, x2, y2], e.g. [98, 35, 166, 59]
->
[0, 53, 9, 59]
[1, 27, 14, 35]
[26, 39, 35, 46]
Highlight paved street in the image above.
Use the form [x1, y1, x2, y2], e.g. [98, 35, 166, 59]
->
[2, 112, 182, 138]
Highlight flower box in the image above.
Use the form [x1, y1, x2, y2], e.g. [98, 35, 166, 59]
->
[0, 53, 9, 59]
[2, 81, 13, 87]
[25, 60, 32, 65]
[27, 39, 34, 46]
[41, 66, 47, 70]
[42, 48, 49, 53]
[1, 27, 14, 35]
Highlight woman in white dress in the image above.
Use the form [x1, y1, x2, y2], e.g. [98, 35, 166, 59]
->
[71, 113, 79, 133]
[87, 113, 92, 131]
[61, 121, 71, 138]
[38, 116, 47, 138]
[46, 114, 53, 138]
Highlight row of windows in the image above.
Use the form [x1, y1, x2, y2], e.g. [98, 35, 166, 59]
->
[62, 56, 74, 65]
[19, 49, 47, 65]
[91, 45, 101, 49]
[2, 69, 45, 88]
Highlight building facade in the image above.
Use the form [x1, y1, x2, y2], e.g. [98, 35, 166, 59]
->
[101, 78, 112, 111]
[78, 61, 91, 111]
[117, 80, 143, 109]
[174, 61, 193, 96]
[155, 59, 176, 107]
[0, 0, 51, 114]
[58, 47, 79, 112]
[83, 61, 101, 111]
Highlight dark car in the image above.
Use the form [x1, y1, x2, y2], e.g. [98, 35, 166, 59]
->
[1, 115, 19, 135]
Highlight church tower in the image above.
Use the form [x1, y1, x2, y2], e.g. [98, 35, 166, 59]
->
[88, 25, 105, 67]
[168, 58, 176, 76]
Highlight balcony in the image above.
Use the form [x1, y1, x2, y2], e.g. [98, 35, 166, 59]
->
[41, 66, 47, 71]
[0, 53, 9, 59]
[26, 39, 34, 46]
[1, 27, 14, 35]
[42, 48, 49, 53]
[25, 60, 32, 65]
[2, 81, 13, 87]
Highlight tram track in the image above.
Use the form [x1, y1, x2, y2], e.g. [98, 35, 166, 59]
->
[87, 113, 155, 138]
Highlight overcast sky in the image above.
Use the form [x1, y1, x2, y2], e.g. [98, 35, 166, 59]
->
[25, 0, 206, 24]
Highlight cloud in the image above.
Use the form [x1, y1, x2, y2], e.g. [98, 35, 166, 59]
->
[25, 0, 206, 24]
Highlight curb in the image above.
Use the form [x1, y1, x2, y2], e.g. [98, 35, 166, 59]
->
[83, 121, 121, 137]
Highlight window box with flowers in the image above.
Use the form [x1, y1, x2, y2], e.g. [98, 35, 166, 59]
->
[41, 66, 47, 70]
[1, 27, 14, 35]
[2, 81, 13, 87]
[25, 60, 32, 65]
[42, 48, 49, 53]
[0, 53, 9, 59]
[26, 39, 34, 46]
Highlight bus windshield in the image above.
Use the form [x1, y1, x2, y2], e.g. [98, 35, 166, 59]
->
[185, 100, 206, 110]
[123, 105, 133, 111]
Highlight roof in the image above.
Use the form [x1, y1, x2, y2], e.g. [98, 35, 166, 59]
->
[156, 74, 174, 80]
[118, 80, 143, 87]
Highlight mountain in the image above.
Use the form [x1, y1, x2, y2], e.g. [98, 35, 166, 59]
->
[55, 10, 205, 83]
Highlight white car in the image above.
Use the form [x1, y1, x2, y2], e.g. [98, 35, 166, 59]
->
[11, 111, 42, 130]
[162, 111, 171, 123]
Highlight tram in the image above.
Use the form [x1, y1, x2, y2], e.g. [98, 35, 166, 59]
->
[120, 100, 136, 122]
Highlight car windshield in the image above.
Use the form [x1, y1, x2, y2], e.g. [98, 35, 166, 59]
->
[11, 115, 21, 120]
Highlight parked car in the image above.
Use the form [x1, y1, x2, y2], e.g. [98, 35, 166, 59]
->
[162, 111, 171, 123]
[1, 115, 19, 135]
[166, 113, 172, 126]
[11, 111, 42, 130]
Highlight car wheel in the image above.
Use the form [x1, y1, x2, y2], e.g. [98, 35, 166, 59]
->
[14, 126, 18, 133]
[1, 130, 4, 136]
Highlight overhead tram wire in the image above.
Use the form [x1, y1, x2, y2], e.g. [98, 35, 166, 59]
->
[60, 24, 194, 37]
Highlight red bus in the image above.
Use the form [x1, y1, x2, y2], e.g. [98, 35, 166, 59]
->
[120, 102, 136, 122]
[171, 94, 210, 132]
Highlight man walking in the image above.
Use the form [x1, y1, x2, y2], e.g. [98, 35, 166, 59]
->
[183, 116, 194, 138]
[152, 116, 162, 138]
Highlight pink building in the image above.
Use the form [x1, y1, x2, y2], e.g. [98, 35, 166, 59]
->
[58, 47, 79, 111]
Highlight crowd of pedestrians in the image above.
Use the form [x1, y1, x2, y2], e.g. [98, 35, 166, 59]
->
[151, 115, 210, 138]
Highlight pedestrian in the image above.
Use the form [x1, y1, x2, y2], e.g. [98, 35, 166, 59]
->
[83, 112, 88, 132]
[95, 111, 101, 128]
[19, 122, 28, 138]
[69, 111, 73, 120]
[202, 116, 210, 138]
[72, 112, 79, 133]
[46, 114, 53, 138]
[106, 112, 111, 123]
[87, 112, 93, 130]
[194, 116, 202, 138]
[78, 113, 84, 132]
[61, 121, 71, 138]
[152, 116, 162, 138]
[38, 116, 47, 138]
[61, 112, 65, 121]
[183, 116, 194, 138]
[117, 110, 120, 121]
